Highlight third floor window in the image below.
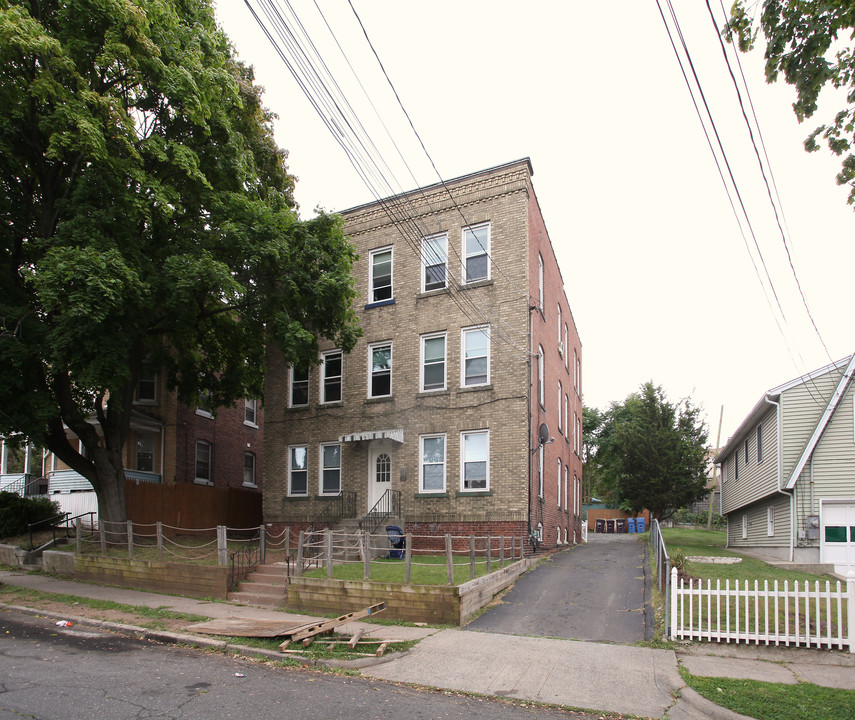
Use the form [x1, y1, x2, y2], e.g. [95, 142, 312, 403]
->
[369, 247, 393, 303]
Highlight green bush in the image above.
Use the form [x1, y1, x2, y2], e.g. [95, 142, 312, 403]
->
[0, 492, 62, 538]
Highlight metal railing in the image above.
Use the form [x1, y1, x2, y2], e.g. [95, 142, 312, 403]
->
[360, 489, 401, 534]
[650, 518, 672, 637]
[308, 490, 356, 532]
[228, 530, 262, 590]
[27, 511, 95, 551]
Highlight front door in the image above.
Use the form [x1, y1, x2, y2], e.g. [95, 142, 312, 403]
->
[368, 443, 393, 511]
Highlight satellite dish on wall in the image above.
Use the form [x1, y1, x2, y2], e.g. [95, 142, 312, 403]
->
[538, 423, 550, 445]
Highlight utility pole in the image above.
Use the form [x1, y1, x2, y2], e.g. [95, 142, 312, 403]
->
[707, 405, 723, 531]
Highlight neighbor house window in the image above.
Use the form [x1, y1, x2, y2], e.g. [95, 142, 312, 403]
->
[244, 398, 258, 426]
[557, 305, 562, 350]
[461, 430, 489, 491]
[369, 247, 393, 303]
[320, 444, 341, 495]
[369, 342, 392, 398]
[744, 438, 750, 466]
[767, 506, 775, 536]
[757, 424, 763, 463]
[420, 434, 446, 493]
[564, 395, 570, 440]
[538, 254, 544, 311]
[422, 233, 447, 292]
[290, 365, 309, 407]
[461, 326, 489, 386]
[197, 390, 213, 418]
[463, 223, 490, 283]
[135, 434, 154, 473]
[735, 451, 739, 480]
[195, 441, 211, 484]
[321, 350, 342, 404]
[557, 458, 562, 508]
[537, 346, 544, 406]
[136, 363, 157, 403]
[421, 333, 446, 392]
[538, 445, 544, 498]
[288, 446, 308, 496]
[243, 452, 256, 487]
[557, 381, 563, 432]
[564, 324, 569, 370]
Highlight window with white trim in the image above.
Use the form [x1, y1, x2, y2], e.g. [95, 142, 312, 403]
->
[463, 223, 490, 283]
[564, 324, 569, 370]
[136, 434, 154, 472]
[461, 430, 489, 491]
[243, 452, 256, 487]
[321, 350, 342, 404]
[557, 305, 562, 348]
[369, 342, 392, 398]
[195, 441, 211, 484]
[422, 233, 447, 292]
[538, 254, 544, 312]
[244, 398, 258, 426]
[320, 443, 341, 495]
[288, 445, 308, 496]
[537, 346, 544, 406]
[461, 326, 489, 386]
[557, 381, 563, 432]
[420, 332, 446, 392]
[767, 506, 775, 536]
[573, 349, 578, 392]
[564, 395, 570, 439]
[744, 438, 750, 466]
[538, 445, 544, 498]
[420, 434, 446, 493]
[290, 365, 309, 407]
[369, 247, 393, 303]
[136, 363, 157, 403]
[557, 458, 562, 508]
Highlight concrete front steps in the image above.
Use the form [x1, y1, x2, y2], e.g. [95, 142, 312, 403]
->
[227, 562, 290, 608]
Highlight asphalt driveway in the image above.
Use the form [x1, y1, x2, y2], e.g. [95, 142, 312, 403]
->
[466, 533, 651, 642]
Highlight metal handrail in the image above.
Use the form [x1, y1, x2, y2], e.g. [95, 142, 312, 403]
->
[26, 511, 71, 551]
[228, 532, 261, 590]
[308, 490, 356, 532]
[359, 489, 401, 534]
[649, 519, 672, 637]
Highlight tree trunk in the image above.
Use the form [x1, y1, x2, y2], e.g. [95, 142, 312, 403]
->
[90, 449, 128, 544]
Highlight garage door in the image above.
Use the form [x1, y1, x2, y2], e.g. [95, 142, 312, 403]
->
[820, 502, 855, 575]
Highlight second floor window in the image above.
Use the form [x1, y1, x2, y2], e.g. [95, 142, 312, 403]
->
[462, 326, 489, 386]
[369, 343, 392, 398]
[243, 452, 256, 486]
[421, 333, 446, 392]
[244, 398, 258, 426]
[322, 351, 342, 403]
[369, 247, 393, 303]
[463, 223, 490, 283]
[422, 233, 447, 292]
[195, 441, 211, 483]
[136, 363, 157, 403]
[290, 365, 309, 407]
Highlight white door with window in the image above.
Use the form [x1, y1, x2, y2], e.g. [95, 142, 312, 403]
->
[820, 501, 855, 574]
[368, 443, 393, 511]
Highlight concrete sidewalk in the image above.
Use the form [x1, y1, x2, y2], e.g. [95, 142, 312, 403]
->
[2, 569, 853, 719]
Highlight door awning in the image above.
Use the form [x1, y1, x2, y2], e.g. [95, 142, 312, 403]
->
[338, 429, 404, 443]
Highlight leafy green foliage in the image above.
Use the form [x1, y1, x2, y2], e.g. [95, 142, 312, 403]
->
[0, 0, 361, 523]
[586, 383, 709, 522]
[729, 1, 855, 205]
[0, 491, 60, 537]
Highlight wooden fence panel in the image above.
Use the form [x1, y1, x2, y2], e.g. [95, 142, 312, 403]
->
[125, 481, 261, 529]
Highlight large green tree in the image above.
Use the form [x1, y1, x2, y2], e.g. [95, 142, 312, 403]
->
[0, 0, 361, 528]
[729, 1, 855, 204]
[588, 383, 709, 523]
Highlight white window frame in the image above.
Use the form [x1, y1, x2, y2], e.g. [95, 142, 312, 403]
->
[460, 430, 489, 492]
[557, 458, 562, 508]
[767, 506, 775, 536]
[289, 365, 309, 407]
[243, 452, 257, 487]
[462, 223, 490, 283]
[321, 350, 343, 404]
[564, 324, 569, 371]
[557, 381, 563, 432]
[419, 433, 446, 494]
[136, 363, 157, 404]
[420, 332, 447, 392]
[564, 395, 570, 440]
[288, 445, 309, 496]
[461, 325, 490, 387]
[135, 434, 155, 473]
[194, 441, 212, 485]
[557, 305, 562, 348]
[538, 254, 544, 312]
[538, 445, 544, 498]
[368, 342, 393, 398]
[573, 349, 578, 392]
[244, 398, 258, 427]
[421, 232, 448, 292]
[368, 246, 393, 304]
[537, 346, 545, 406]
[319, 443, 342, 496]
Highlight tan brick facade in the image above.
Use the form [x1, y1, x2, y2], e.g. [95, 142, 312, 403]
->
[263, 159, 582, 549]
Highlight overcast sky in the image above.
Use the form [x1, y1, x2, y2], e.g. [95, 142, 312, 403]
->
[215, 1, 855, 444]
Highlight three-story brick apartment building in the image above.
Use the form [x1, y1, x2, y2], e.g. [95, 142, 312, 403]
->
[263, 159, 582, 549]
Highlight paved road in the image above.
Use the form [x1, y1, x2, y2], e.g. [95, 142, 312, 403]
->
[467, 534, 650, 642]
[0, 609, 607, 720]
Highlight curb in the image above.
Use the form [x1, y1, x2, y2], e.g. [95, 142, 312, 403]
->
[0, 603, 398, 669]
[667, 687, 756, 720]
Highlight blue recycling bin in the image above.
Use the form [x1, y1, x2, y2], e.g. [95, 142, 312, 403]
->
[627, 518, 636, 534]
[636, 517, 645, 533]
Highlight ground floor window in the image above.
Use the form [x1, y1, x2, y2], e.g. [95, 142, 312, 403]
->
[243, 452, 256, 487]
[321, 443, 341, 495]
[195, 441, 211, 484]
[420, 434, 446, 492]
[289, 445, 308, 496]
[461, 430, 488, 491]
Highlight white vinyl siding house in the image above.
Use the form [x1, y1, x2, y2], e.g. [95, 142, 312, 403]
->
[717, 354, 855, 574]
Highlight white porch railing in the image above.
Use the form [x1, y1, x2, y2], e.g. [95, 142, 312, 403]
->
[670, 567, 855, 653]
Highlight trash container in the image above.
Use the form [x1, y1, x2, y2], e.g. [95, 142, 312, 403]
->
[386, 525, 405, 559]
[636, 517, 645, 533]
[595, 518, 605, 533]
[616, 518, 626, 533]
[627, 518, 636, 534]
[606, 519, 615, 533]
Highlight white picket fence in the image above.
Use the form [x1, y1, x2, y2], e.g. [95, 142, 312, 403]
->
[670, 567, 855, 653]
